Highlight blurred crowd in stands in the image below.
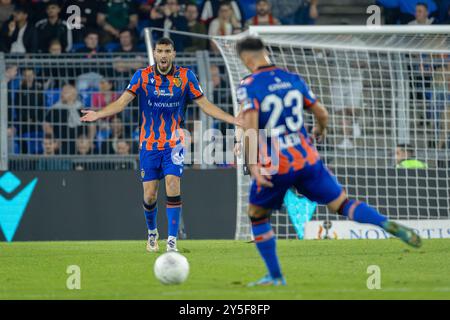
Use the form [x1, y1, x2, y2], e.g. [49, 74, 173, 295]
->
[1, 0, 449, 167]
[0, 0, 320, 54]
[377, 0, 450, 25]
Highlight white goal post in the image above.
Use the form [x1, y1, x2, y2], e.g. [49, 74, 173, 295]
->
[212, 25, 450, 240]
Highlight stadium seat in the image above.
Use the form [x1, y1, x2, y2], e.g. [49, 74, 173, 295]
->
[44, 89, 61, 107]
[71, 42, 85, 53]
[22, 131, 44, 154]
[79, 88, 95, 107]
[105, 42, 120, 53]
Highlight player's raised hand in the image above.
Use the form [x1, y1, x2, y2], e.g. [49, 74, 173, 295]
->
[249, 164, 273, 188]
[80, 110, 100, 122]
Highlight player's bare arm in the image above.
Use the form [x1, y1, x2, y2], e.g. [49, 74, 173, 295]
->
[243, 109, 273, 188]
[80, 90, 135, 122]
[194, 95, 243, 127]
[308, 101, 329, 143]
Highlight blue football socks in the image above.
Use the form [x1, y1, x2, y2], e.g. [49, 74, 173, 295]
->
[251, 219, 283, 279]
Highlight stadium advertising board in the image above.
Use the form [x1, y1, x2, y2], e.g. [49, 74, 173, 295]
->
[304, 220, 450, 240]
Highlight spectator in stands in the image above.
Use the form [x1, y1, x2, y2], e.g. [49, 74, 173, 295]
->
[395, 144, 428, 168]
[48, 39, 62, 55]
[30, 0, 55, 23]
[149, 0, 190, 52]
[92, 78, 120, 110]
[100, 116, 128, 154]
[269, 0, 318, 25]
[43, 83, 96, 154]
[329, 36, 367, 150]
[0, 0, 15, 28]
[184, 3, 208, 52]
[438, 0, 450, 23]
[35, 1, 72, 53]
[63, 0, 103, 44]
[408, 2, 437, 24]
[210, 64, 231, 107]
[116, 139, 131, 155]
[135, 0, 156, 22]
[114, 140, 135, 169]
[37, 134, 73, 170]
[92, 77, 119, 152]
[245, 0, 280, 28]
[72, 134, 95, 170]
[377, 0, 400, 24]
[113, 28, 139, 53]
[97, 0, 138, 44]
[42, 133, 60, 155]
[209, 64, 232, 150]
[0, 5, 38, 53]
[200, 0, 244, 28]
[75, 134, 94, 155]
[208, 2, 241, 52]
[399, 0, 437, 24]
[39, 39, 73, 89]
[14, 68, 45, 154]
[75, 30, 104, 56]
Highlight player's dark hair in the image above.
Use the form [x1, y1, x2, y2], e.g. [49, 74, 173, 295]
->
[155, 37, 175, 49]
[236, 37, 265, 55]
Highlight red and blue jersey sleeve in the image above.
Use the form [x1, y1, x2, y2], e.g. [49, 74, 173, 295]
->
[126, 69, 143, 96]
[237, 77, 259, 112]
[296, 75, 318, 108]
[187, 69, 204, 100]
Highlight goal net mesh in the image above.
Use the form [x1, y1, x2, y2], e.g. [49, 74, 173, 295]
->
[213, 28, 450, 240]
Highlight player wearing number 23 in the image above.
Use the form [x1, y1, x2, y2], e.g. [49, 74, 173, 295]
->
[236, 36, 422, 287]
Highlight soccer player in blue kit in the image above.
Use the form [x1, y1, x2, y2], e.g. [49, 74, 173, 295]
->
[81, 38, 242, 252]
[236, 37, 422, 286]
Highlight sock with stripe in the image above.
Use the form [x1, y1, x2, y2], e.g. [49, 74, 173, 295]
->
[143, 200, 157, 232]
[251, 218, 283, 279]
[339, 199, 388, 227]
[167, 196, 182, 238]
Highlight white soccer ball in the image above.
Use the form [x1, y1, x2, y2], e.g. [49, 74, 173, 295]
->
[154, 252, 189, 285]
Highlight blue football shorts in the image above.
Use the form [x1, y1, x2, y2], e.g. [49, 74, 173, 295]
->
[249, 160, 343, 210]
[139, 145, 185, 182]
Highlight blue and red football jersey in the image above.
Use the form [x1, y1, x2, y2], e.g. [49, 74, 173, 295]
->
[126, 65, 204, 151]
[237, 65, 320, 175]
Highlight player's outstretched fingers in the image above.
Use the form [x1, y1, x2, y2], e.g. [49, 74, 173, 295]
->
[80, 110, 98, 122]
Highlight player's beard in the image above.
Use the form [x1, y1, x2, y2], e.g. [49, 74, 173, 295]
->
[157, 58, 172, 74]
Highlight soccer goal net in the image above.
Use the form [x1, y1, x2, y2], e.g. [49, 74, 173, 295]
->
[212, 26, 450, 240]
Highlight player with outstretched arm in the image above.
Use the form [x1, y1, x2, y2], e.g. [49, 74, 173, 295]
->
[81, 37, 242, 252]
[235, 37, 421, 286]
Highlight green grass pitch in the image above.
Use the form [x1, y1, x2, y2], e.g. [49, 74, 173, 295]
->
[1, 239, 449, 299]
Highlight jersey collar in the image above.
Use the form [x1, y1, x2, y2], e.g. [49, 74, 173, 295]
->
[154, 64, 175, 76]
[253, 64, 278, 74]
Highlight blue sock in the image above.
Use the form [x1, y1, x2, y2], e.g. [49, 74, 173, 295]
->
[143, 201, 157, 231]
[251, 219, 283, 279]
[340, 200, 388, 227]
[167, 196, 182, 238]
